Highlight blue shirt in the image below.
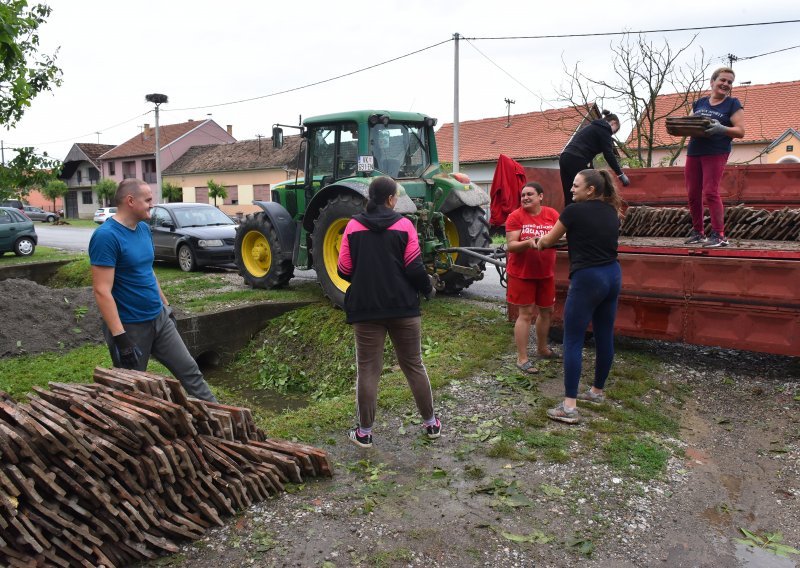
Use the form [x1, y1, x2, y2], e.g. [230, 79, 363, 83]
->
[687, 96, 743, 157]
[89, 218, 162, 323]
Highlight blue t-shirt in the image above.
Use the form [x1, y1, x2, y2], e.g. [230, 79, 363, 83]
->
[89, 218, 162, 323]
[687, 96, 743, 157]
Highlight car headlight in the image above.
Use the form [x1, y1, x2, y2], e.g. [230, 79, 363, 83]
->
[197, 239, 224, 248]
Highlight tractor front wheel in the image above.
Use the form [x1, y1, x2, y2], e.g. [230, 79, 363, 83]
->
[312, 193, 365, 307]
[235, 212, 294, 288]
[439, 206, 491, 294]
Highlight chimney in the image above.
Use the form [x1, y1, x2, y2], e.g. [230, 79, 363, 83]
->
[227, 125, 233, 137]
[143, 123, 151, 138]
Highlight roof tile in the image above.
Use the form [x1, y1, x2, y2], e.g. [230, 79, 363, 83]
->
[162, 136, 304, 175]
[100, 119, 217, 159]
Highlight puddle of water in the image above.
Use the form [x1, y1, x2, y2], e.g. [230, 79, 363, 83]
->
[734, 542, 797, 568]
[205, 366, 309, 414]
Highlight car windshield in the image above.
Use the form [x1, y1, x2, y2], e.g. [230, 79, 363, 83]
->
[173, 207, 234, 227]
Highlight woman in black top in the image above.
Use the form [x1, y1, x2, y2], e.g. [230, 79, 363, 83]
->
[537, 169, 622, 424]
[559, 110, 629, 207]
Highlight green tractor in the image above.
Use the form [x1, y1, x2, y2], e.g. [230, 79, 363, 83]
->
[234, 110, 494, 306]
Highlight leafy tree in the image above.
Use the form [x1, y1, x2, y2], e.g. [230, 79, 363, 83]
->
[162, 181, 183, 203]
[0, 1, 63, 127]
[41, 178, 66, 213]
[0, 147, 59, 201]
[94, 178, 116, 206]
[207, 179, 227, 207]
[555, 34, 710, 167]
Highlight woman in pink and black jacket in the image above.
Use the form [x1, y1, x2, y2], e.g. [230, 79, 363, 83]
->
[337, 176, 440, 449]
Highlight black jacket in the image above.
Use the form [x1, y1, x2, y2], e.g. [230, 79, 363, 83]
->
[562, 119, 623, 175]
[337, 205, 432, 324]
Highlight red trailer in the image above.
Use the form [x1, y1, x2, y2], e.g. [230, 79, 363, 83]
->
[517, 164, 800, 357]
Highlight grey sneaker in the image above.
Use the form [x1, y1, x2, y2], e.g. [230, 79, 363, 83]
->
[684, 230, 707, 245]
[577, 389, 606, 405]
[546, 403, 581, 424]
[703, 231, 729, 248]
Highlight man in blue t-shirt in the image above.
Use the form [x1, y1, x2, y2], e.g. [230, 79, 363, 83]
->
[89, 178, 216, 402]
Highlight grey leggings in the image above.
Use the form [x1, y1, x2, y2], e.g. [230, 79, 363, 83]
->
[102, 307, 217, 402]
[353, 316, 435, 430]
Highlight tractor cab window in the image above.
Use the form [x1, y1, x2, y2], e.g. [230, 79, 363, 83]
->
[309, 123, 359, 184]
[370, 123, 429, 178]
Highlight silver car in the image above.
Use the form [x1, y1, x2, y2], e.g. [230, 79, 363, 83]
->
[94, 207, 117, 224]
[23, 205, 59, 223]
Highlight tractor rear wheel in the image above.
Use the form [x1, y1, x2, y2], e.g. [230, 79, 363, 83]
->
[312, 193, 365, 307]
[439, 206, 491, 294]
[235, 212, 294, 288]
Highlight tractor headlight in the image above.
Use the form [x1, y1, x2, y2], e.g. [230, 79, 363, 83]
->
[197, 239, 224, 248]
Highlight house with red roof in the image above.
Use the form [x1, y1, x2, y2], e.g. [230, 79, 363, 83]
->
[436, 105, 601, 190]
[636, 80, 800, 167]
[98, 119, 236, 193]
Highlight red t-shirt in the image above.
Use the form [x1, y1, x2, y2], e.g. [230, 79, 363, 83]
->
[505, 206, 559, 279]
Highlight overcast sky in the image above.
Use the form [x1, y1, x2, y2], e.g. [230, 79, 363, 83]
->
[4, 0, 800, 162]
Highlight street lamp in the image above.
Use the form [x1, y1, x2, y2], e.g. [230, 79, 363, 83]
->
[145, 93, 168, 203]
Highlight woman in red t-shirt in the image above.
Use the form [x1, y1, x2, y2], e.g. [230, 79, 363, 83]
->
[505, 182, 560, 374]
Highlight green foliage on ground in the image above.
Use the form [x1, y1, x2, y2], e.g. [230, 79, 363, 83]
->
[47, 255, 92, 287]
[602, 434, 670, 480]
[0, 246, 80, 267]
[0, 344, 169, 401]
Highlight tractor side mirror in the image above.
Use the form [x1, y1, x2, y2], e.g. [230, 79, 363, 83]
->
[272, 127, 284, 149]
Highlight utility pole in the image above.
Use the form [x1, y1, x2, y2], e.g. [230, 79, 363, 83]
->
[504, 98, 515, 127]
[95, 132, 101, 144]
[1, 141, 4, 166]
[453, 32, 460, 173]
[727, 53, 738, 68]
[145, 93, 168, 203]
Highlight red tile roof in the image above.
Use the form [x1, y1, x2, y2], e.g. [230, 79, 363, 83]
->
[437, 106, 596, 163]
[634, 80, 800, 148]
[100, 119, 214, 160]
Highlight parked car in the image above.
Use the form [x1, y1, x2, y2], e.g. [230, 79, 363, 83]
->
[149, 203, 237, 272]
[23, 205, 59, 223]
[93, 207, 117, 224]
[0, 199, 24, 212]
[0, 206, 37, 256]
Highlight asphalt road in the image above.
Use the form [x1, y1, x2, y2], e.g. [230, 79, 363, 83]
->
[36, 225, 507, 301]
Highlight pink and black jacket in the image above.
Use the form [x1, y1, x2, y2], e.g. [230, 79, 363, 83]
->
[337, 206, 433, 324]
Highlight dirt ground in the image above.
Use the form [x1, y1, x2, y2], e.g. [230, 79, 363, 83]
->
[0, 278, 104, 357]
[1, 276, 797, 567]
[152, 341, 799, 568]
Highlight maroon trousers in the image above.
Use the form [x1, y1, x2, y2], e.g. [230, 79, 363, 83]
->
[353, 316, 435, 430]
[684, 153, 728, 235]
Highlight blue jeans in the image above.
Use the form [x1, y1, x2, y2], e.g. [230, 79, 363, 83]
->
[562, 262, 621, 399]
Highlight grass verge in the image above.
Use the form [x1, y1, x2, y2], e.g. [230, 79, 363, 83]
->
[0, 246, 81, 266]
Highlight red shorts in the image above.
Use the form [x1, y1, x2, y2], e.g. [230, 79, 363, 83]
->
[507, 275, 555, 308]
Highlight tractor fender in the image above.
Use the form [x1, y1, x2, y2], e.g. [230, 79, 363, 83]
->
[437, 180, 490, 215]
[251, 200, 296, 258]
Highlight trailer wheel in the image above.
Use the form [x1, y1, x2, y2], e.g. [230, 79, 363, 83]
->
[312, 193, 365, 307]
[235, 212, 294, 288]
[439, 206, 491, 294]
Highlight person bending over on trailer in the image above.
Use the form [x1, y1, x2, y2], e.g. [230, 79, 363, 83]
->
[558, 110, 629, 208]
[537, 169, 622, 424]
[505, 182, 561, 375]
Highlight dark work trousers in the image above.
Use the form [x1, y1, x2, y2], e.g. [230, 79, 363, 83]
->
[353, 316, 435, 430]
[562, 262, 621, 399]
[559, 152, 592, 207]
[102, 307, 217, 402]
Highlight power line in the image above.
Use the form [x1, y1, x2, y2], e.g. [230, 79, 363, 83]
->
[464, 39, 543, 104]
[8, 111, 152, 148]
[462, 19, 800, 41]
[733, 43, 800, 62]
[164, 39, 452, 113]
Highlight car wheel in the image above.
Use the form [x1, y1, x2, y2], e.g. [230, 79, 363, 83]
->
[46, 215, 55, 223]
[178, 244, 197, 272]
[14, 237, 35, 257]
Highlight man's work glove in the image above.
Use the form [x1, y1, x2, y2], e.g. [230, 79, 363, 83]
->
[113, 332, 143, 369]
[618, 173, 631, 187]
[165, 304, 178, 327]
[704, 119, 728, 137]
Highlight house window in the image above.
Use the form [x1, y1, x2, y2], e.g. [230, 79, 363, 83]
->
[253, 184, 270, 201]
[76, 170, 82, 184]
[82, 191, 93, 205]
[108, 162, 116, 175]
[142, 159, 156, 183]
[89, 167, 99, 182]
[224, 186, 239, 205]
[122, 161, 136, 179]
[788, 145, 794, 152]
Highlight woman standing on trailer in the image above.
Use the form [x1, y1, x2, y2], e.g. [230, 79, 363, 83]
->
[683, 67, 745, 248]
[536, 169, 622, 424]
